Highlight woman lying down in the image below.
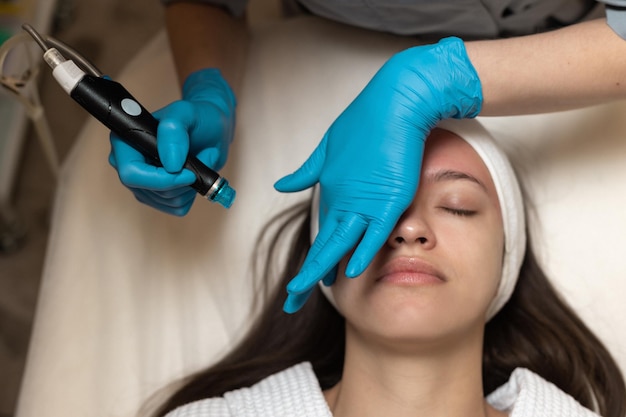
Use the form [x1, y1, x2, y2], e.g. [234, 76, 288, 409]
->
[145, 119, 626, 417]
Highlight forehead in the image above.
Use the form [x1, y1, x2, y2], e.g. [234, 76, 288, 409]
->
[422, 128, 497, 197]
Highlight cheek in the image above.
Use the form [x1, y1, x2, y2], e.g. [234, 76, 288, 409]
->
[329, 256, 384, 318]
[327, 256, 351, 314]
[443, 218, 504, 306]
[330, 258, 364, 311]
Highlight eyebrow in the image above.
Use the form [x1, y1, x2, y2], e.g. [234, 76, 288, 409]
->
[425, 169, 488, 191]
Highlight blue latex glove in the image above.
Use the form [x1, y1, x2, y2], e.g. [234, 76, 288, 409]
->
[275, 37, 483, 313]
[109, 68, 236, 215]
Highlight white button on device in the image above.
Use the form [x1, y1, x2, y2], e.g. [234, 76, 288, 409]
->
[121, 98, 142, 116]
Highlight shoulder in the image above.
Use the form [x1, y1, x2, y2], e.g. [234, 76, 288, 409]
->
[487, 368, 601, 417]
[166, 362, 332, 417]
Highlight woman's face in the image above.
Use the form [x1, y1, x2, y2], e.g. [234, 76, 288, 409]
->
[330, 128, 505, 348]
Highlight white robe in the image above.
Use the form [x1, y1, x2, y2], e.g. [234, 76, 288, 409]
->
[166, 362, 600, 417]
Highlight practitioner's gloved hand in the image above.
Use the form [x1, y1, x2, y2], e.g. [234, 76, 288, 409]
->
[275, 37, 483, 313]
[109, 69, 236, 216]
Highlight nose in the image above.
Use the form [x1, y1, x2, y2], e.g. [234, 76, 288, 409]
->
[387, 206, 436, 249]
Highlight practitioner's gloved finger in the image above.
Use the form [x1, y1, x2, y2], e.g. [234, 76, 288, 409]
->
[283, 213, 367, 314]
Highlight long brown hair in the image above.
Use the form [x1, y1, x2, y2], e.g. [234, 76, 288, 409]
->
[150, 200, 625, 417]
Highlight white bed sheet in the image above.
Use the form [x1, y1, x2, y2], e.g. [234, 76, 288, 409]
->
[16, 13, 626, 417]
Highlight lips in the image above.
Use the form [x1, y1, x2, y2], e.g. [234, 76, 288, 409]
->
[376, 257, 446, 285]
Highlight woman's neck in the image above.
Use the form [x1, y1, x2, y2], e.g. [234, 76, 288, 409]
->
[324, 325, 506, 417]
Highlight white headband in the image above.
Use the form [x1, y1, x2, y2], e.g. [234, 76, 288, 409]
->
[311, 118, 526, 320]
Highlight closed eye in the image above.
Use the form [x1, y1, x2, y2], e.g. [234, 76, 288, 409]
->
[440, 207, 477, 217]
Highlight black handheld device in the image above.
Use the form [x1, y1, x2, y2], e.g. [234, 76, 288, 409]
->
[23, 24, 236, 208]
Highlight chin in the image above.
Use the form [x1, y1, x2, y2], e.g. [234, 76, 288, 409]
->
[347, 292, 486, 348]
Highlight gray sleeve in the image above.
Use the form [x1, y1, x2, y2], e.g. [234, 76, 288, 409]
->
[160, 0, 248, 17]
[598, 0, 626, 39]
